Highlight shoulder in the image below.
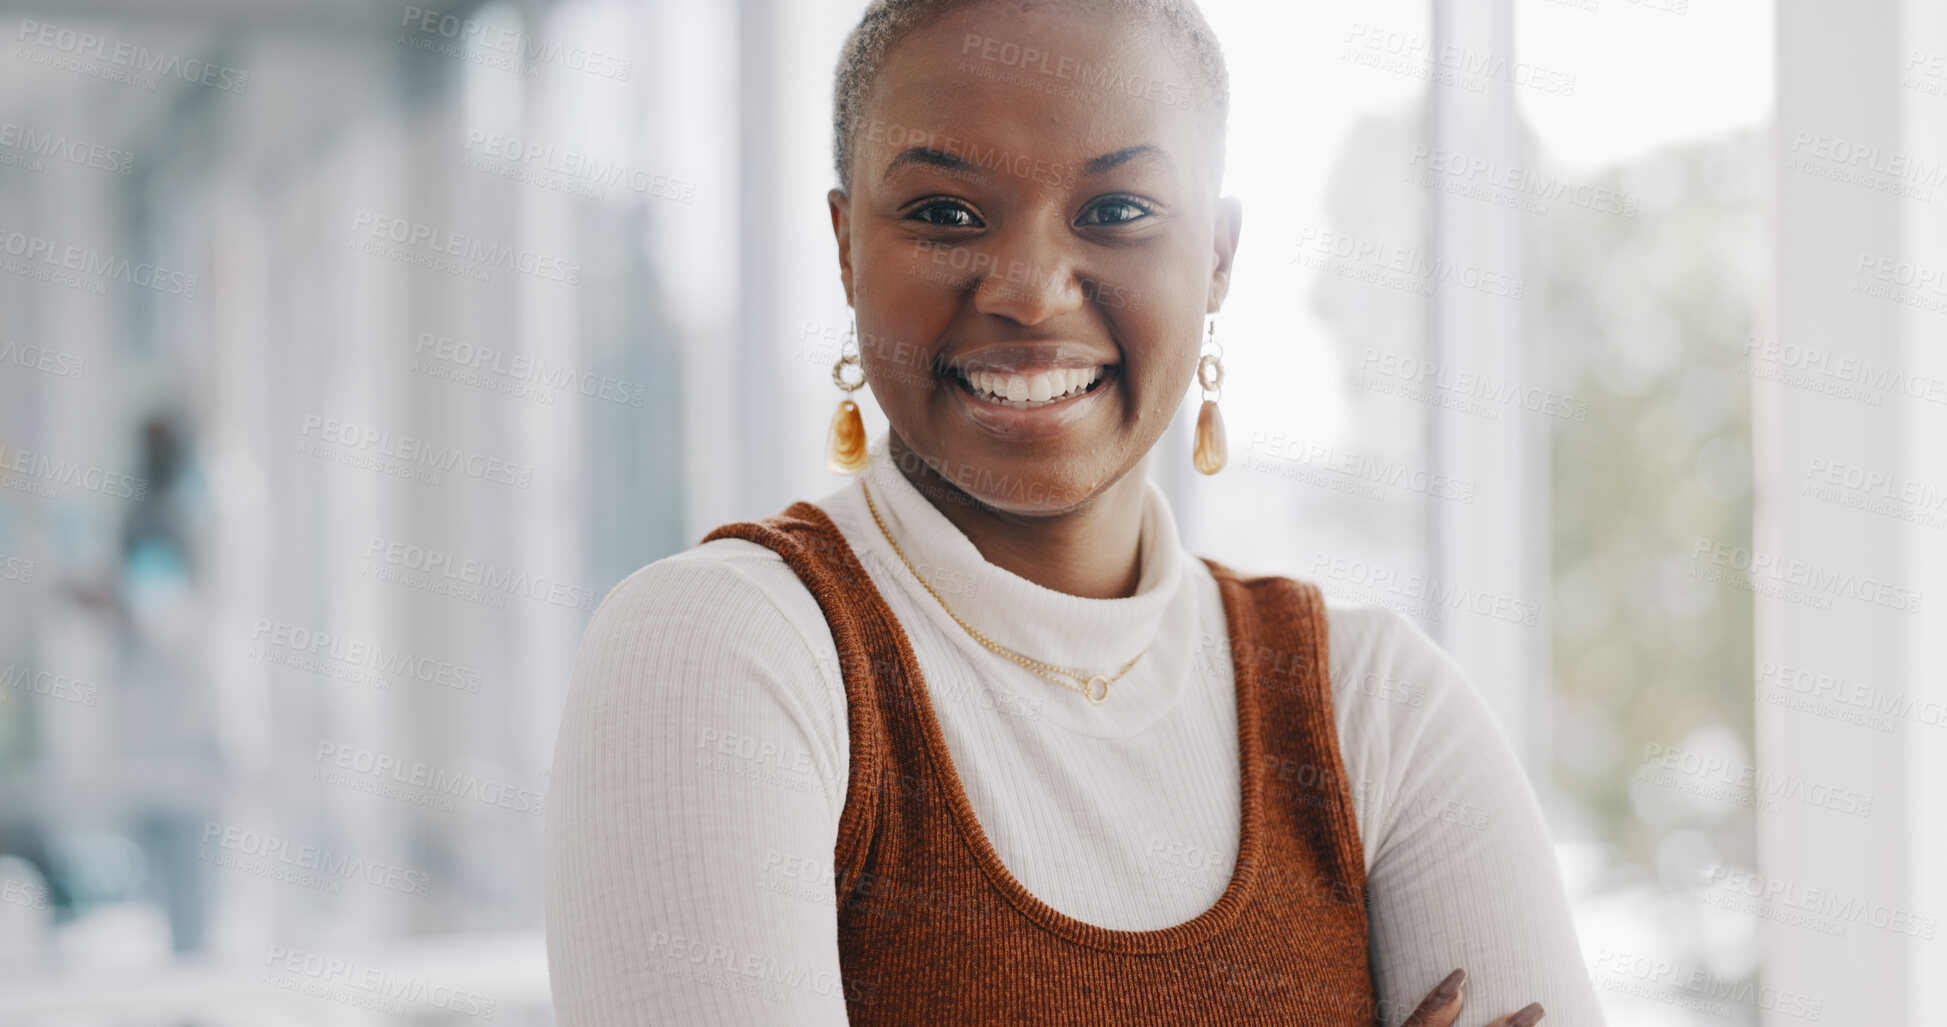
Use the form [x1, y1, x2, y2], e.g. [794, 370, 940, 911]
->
[1193, 559, 1478, 716]
[1318, 598, 1504, 762]
[564, 537, 848, 755]
[557, 534, 853, 813]
[545, 542, 858, 1025]
[1315, 598, 1533, 862]
[579, 536, 839, 666]
[1188, 560, 1490, 754]
[1323, 602, 1468, 711]
[1193, 560, 1504, 863]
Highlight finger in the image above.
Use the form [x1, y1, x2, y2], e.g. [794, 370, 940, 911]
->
[1482, 1001, 1547, 1027]
[1400, 968, 1467, 1027]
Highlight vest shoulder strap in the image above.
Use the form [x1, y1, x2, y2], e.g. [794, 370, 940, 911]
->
[701, 501, 889, 874]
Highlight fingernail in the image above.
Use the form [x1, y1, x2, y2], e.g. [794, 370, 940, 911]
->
[1433, 968, 1466, 1004]
[1510, 1001, 1546, 1027]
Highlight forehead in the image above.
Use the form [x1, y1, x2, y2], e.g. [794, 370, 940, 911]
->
[861, 4, 1209, 185]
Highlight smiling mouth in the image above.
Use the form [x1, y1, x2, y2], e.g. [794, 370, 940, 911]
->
[952, 365, 1113, 408]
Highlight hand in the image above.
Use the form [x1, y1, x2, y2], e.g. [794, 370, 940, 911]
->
[1401, 968, 1546, 1027]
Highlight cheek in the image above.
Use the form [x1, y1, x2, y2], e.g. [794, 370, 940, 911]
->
[858, 315, 953, 411]
[860, 335, 944, 401]
[859, 238, 963, 326]
[1090, 229, 1210, 332]
[855, 242, 980, 411]
[1102, 285, 1204, 405]
[1138, 246, 1218, 389]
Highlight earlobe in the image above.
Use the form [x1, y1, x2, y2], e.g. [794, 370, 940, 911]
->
[828, 188, 856, 307]
[1207, 195, 1244, 313]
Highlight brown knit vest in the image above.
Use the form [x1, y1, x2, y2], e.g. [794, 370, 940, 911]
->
[703, 502, 1376, 1024]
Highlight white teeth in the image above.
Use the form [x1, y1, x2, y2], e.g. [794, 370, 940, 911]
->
[960, 366, 1106, 407]
[964, 370, 1002, 396]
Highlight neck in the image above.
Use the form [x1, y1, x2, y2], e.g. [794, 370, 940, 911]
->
[886, 433, 1147, 600]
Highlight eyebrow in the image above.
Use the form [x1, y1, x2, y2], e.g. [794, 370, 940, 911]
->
[878, 143, 1172, 182]
[1083, 144, 1169, 176]
[882, 147, 978, 182]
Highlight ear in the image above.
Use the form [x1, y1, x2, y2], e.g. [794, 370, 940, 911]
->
[829, 188, 856, 307]
[1206, 195, 1243, 313]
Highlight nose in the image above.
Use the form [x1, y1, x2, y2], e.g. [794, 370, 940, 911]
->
[969, 226, 1086, 326]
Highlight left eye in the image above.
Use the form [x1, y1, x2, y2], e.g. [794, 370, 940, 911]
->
[906, 199, 983, 228]
[1079, 198, 1153, 226]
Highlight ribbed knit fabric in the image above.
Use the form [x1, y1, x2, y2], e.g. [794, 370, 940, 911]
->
[703, 501, 1372, 1023]
[543, 437, 1609, 1026]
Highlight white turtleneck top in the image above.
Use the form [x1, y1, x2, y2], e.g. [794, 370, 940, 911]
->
[544, 437, 1606, 1026]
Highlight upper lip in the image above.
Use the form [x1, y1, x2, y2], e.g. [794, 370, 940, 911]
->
[941, 341, 1121, 377]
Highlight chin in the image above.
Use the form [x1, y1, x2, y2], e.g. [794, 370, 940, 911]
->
[896, 429, 1132, 518]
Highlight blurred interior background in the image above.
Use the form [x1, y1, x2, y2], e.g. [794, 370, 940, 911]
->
[0, 0, 1941, 1023]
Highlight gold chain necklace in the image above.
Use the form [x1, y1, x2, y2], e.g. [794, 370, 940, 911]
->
[860, 478, 1147, 705]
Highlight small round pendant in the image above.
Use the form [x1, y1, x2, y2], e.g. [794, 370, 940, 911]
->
[1084, 675, 1110, 704]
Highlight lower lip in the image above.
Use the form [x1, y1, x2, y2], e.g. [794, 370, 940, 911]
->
[948, 369, 1116, 442]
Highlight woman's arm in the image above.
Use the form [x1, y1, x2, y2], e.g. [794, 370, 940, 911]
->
[545, 544, 855, 1026]
[1329, 607, 1608, 1027]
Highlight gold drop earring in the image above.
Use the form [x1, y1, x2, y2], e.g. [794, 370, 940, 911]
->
[827, 321, 869, 475]
[1193, 320, 1227, 475]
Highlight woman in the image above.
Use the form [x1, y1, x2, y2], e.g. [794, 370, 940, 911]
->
[546, 0, 1605, 1023]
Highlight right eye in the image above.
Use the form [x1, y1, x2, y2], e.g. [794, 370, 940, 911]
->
[904, 198, 985, 229]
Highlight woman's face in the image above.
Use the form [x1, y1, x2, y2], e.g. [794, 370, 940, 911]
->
[830, 2, 1240, 515]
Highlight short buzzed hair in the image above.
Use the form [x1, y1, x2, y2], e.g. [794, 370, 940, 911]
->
[831, 0, 1230, 193]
